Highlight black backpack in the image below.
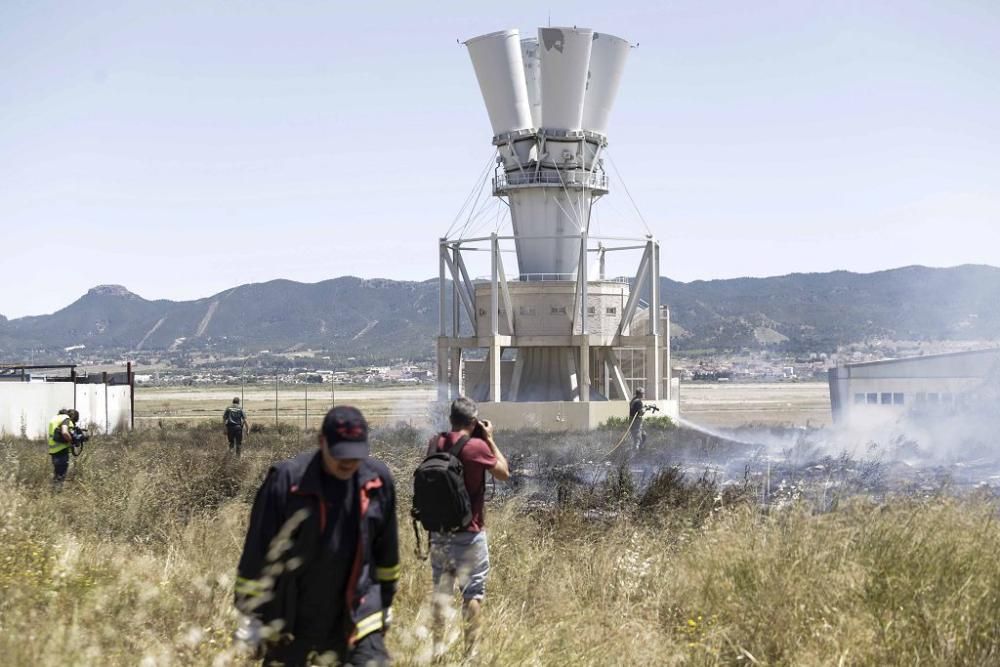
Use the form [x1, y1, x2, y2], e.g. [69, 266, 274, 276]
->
[225, 407, 244, 428]
[411, 434, 473, 535]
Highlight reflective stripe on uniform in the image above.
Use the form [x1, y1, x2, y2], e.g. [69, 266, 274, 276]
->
[353, 610, 383, 641]
[234, 576, 267, 597]
[375, 564, 400, 582]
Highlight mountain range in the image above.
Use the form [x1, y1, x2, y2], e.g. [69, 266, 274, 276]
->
[2, 265, 999, 364]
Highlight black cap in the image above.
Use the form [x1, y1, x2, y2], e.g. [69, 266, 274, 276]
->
[321, 406, 370, 459]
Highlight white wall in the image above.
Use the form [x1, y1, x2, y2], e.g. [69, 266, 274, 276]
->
[0, 383, 75, 439]
[0, 382, 132, 439]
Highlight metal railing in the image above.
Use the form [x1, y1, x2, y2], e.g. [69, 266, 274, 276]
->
[472, 273, 631, 284]
[493, 170, 609, 193]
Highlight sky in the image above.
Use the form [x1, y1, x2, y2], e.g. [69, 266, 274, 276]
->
[1, 0, 998, 318]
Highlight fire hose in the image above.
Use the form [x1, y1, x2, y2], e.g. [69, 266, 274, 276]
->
[605, 404, 660, 458]
[605, 411, 641, 458]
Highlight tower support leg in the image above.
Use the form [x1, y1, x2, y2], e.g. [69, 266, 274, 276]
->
[488, 338, 502, 402]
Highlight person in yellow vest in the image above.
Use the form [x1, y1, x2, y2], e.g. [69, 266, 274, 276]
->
[47, 408, 78, 488]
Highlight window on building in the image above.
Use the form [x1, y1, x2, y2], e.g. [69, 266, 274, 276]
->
[881, 392, 892, 405]
[941, 393, 953, 403]
[893, 393, 904, 405]
[518, 306, 536, 316]
[550, 306, 567, 315]
[866, 393, 878, 404]
[606, 307, 617, 315]
[587, 306, 596, 315]
[854, 393, 865, 405]
[916, 393, 926, 403]
[927, 393, 939, 403]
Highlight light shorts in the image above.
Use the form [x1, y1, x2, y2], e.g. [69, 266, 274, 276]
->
[430, 530, 490, 602]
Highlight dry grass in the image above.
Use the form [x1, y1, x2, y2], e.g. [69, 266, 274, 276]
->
[1, 424, 999, 666]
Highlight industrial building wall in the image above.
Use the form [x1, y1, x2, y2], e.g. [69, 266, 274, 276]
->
[830, 349, 1000, 423]
[0, 383, 132, 439]
[845, 350, 1000, 379]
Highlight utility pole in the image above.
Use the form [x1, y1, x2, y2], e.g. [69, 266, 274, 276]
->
[274, 372, 279, 427]
[304, 380, 309, 430]
[241, 354, 250, 407]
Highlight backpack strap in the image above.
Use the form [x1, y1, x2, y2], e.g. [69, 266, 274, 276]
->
[446, 434, 472, 459]
[427, 433, 445, 456]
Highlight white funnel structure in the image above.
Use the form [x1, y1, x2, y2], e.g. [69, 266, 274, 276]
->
[520, 38, 542, 128]
[440, 25, 674, 419]
[465, 30, 533, 136]
[538, 27, 593, 131]
[582, 33, 632, 135]
[465, 27, 629, 278]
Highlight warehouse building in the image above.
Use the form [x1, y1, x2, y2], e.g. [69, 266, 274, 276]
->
[828, 348, 1000, 423]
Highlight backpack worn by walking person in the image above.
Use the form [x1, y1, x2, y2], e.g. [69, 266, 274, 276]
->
[411, 434, 473, 558]
[225, 407, 244, 429]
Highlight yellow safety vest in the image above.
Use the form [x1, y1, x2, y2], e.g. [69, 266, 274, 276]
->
[47, 415, 74, 455]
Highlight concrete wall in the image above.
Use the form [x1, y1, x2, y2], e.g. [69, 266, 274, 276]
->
[76, 384, 132, 434]
[473, 281, 630, 336]
[0, 382, 132, 439]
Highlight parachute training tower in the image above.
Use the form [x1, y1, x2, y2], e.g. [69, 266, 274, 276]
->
[437, 27, 679, 430]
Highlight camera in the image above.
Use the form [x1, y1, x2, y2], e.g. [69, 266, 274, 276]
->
[70, 426, 89, 456]
[472, 418, 491, 439]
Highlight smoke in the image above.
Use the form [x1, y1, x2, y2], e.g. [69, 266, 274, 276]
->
[653, 375, 1000, 506]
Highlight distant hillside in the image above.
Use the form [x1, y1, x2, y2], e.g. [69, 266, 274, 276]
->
[0, 278, 440, 363]
[662, 265, 1000, 353]
[2, 265, 999, 363]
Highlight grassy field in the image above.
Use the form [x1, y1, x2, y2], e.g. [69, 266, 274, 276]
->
[135, 385, 435, 429]
[2, 423, 999, 666]
[134, 382, 832, 430]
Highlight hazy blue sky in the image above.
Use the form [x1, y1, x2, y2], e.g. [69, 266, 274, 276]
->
[1, 0, 997, 318]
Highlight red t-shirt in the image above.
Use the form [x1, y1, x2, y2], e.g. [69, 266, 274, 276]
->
[433, 431, 497, 532]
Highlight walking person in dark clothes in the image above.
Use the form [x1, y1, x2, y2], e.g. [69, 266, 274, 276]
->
[223, 397, 249, 455]
[233, 405, 399, 667]
[428, 396, 510, 658]
[629, 387, 647, 450]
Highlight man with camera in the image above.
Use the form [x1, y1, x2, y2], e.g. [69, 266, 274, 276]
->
[425, 396, 509, 658]
[47, 408, 78, 488]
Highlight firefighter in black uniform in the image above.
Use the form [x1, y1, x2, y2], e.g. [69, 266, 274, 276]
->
[629, 387, 647, 450]
[234, 405, 400, 666]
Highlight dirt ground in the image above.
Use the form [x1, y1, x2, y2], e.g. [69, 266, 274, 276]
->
[135, 381, 831, 429]
[679, 381, 831, 428]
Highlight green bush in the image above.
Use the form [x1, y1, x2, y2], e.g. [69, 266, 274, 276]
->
[601, 414, 675, 430]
